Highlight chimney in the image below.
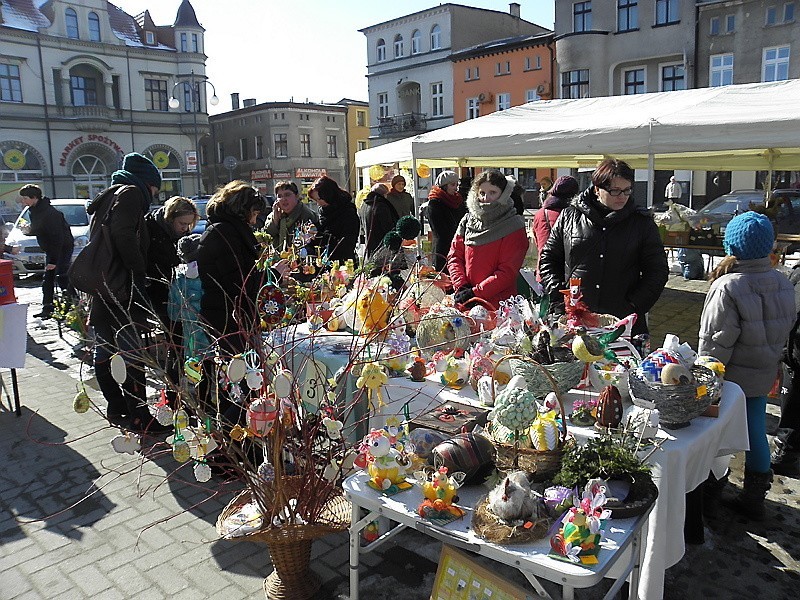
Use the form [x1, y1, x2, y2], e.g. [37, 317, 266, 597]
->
[231, 93, 240, 110]
[509, 3, 520, 18]
[243, 98, 257, 108]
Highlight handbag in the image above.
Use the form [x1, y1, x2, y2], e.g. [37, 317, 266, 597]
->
[68, 188, 130, 298]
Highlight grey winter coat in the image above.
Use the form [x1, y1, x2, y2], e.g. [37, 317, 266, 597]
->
[698, 257, 795, 396]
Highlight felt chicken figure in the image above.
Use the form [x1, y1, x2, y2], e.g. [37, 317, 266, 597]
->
[560, 278, 600, 328]
[356, 362, 388, 410]
[358, 429, 411, 493]
[356, 287, 391, 335]
[486, 471, 541, 522]
[571, 325, 626, 363]
[415, 466, 466, 519]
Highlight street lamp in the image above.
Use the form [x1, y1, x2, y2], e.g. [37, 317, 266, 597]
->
[168, 69, 219, 195]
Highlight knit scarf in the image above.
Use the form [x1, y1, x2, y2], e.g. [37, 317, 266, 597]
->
[111, 170, 152, 209]
[429, 186, 464, 210]
[458, 184, 525, 246]
[278, 202, 305, 248]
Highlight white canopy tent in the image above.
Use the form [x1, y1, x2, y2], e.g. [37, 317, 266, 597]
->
[355, 80, 800, 206]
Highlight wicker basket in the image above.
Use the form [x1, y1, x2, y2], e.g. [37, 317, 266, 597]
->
[490, 355, 570, 482]
[508, 357, 584, 398]
[628, 365, 721, 429]
[415, 306, 475, 356]
[472, 494, 554, 544]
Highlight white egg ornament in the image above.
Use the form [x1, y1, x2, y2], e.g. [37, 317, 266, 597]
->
[273, 369, 294, 399]
[194, 462, 212, 482]
[110, 353, 127, 384]
[227, 357, 247, 383]
[660, 363, 693, 386]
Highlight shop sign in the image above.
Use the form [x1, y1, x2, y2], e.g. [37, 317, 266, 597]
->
[273, 171, 291, 179]
[185, 151, 198, 172]
[58, 134, 124, 167]
[250, 169, 273, 181]
[295, 168, 327, 179]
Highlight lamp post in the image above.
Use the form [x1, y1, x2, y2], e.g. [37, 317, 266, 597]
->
[168, 70, 219, 195]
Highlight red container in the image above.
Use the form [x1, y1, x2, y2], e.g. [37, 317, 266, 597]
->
[0, 259, 16, 305]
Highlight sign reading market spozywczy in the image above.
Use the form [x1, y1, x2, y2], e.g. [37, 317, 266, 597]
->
[59, 135, 125, 167]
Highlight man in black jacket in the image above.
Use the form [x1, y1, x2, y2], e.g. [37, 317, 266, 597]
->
[18, 185, 74, 318]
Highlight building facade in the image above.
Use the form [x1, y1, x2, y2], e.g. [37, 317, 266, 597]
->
[0, 0, 213, 218]
[204, 101, 349, 197]
[360, 2, 549, 145]
[338, 99, 370, 194]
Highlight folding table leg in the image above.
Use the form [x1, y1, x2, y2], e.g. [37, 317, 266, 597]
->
[349, 501, 362, 600]
[521, 570, 554, 599]
[11, 368, 21, 416]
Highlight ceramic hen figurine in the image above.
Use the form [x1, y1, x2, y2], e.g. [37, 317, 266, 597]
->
[356, 429, 411, 493]
[486, 471, 540, 522]
[415, 466, 466, 519]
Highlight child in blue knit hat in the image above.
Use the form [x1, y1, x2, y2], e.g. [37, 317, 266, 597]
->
[698, 211, 795, 519]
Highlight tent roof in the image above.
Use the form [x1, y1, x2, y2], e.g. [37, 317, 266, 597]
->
[357, 80, 800, 171]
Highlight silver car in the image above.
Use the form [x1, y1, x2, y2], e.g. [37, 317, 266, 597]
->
[3, 199, 90, 275]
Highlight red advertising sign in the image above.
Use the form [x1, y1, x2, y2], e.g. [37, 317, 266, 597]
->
[250, 169, 273, 181]
[295, 168, 327, 179]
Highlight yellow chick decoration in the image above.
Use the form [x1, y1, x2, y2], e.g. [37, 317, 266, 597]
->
[415, 466, 466, 519]
[356, 429, 411, 493]
[356, 362, 389, 410]
[356, 287, 391, 335]
[441, 357, 469, 389]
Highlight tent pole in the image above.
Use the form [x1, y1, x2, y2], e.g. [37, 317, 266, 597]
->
[647, 118, 657, 209]
[412, 155, 421, 257]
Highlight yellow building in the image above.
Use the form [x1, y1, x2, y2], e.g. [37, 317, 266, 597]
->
[339, 99, 370, 195]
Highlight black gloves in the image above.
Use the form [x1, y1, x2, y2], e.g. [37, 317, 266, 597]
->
[454, 286, 475, 305]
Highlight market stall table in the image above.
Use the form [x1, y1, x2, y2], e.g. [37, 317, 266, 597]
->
[344, 470, 652, 600]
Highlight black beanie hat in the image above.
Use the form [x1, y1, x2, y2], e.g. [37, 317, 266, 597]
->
[122, 153, 162, 189]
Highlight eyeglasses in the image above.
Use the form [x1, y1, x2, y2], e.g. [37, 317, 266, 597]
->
[604, 187, 633, 197]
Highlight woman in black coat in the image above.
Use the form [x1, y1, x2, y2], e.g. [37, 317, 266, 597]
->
[309, 175, 359, 263]
[538, 158, 668, 336]
[358, 183, 399, 259]
[426, 171, 466, 271]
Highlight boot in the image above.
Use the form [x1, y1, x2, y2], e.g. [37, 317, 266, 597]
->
[771, 437, 800, 478]
[702, 470, 729, 517]
[723, 469, 773, 521]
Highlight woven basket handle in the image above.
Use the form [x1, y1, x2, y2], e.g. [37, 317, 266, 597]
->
[490, 354, 569, 442]
[457, 296, 496, 313]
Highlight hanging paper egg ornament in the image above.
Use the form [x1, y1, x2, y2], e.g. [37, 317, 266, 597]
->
[172, 438, 191, 463]
[247, 398, 278, 436]
[110, 353, 127, 384]
[184, 357, 202, 383]
[194, 462, 212, 482]
[173, 409, 189, 431]
[227, 357, 247, 383]
[73, 389, 90, 413]
[273, 369, 294, 398]
[111, 433, 140, 455]
[257, 284, 286, 326]
[246, 370, 263, 390]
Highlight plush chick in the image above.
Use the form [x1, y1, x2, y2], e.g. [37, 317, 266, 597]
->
[357, 288, 391, 334]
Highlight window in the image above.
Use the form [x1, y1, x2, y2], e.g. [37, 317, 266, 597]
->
[378, 92, 389, 119]
[411, 29, 421, 54]
[192, 33, 199, 52]
[661, 64, 685, 91]
[356, 110, 366, 126]
[300, 133, 311, 157]
[573, 2, 592, 32]
[180, 33, 187, 51]
[88, 12, 101, 41]
[496, 93, 511, 111]
[274, 133, 287, 158]
[376, 39, 386, 62]
[327, 135, 337, 158]
[183, 82, 200, 112]
[394, 34, 403, 58]
[357, 140, 368, 152]
[255, 136, 263, 160]
[785, 2, 795, 22]
[466, 98, 480, 120]
[526, 89, 539, 103]
[239, 138, 248, 161]
[144, 79, 167, 111]
[710, 16, 720, 34]
[216, 142, 224, 163]
[710, 53, 734, 87]
[763, 46, 790, 81]
[145, 31, 155, 45]
[474, 66, 480, 79]
[200, 144, 207, 166]
[430, 25, 441, 50]
[618, 0, 638, 31]
[431, 82, 443, 117]
[495, 61, 511, 76]
[0, 64, 22, 102]
[726, 14, 735, 31]
[524, 56, 542, 71]
[561, 69, 589, 98]
[70, 76, 97, 106]
[766, 6, 777, 25]
[65, 8, 79, 39]
[655, 0, 679, 25]
[465, 68, 472, 81]
[624, 68, 646, 94]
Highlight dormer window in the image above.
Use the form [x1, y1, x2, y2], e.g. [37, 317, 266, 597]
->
[66, 8, 79, 39]
[88, 12, 101, 42]
[145, 31, 155, 45]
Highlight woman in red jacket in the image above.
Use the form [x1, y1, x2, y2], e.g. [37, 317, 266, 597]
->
[447, 170, 528, 309]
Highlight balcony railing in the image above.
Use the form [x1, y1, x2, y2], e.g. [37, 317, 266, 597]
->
[55, 105, 121, 119]
[377, 112, 427, 137]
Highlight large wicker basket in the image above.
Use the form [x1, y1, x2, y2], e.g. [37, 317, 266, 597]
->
[472, 494, 554, 544]
[490, 355, 570, 482]
[628, 365, 722, 429]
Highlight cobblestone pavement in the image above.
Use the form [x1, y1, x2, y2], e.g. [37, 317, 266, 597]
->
[1, 274, 798, 599]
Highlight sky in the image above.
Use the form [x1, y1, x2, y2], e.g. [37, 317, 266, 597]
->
[113, 0, 555, 115]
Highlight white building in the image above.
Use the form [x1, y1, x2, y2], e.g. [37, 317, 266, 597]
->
[360, 2, 548, 145]
[0, 0, 212, 218]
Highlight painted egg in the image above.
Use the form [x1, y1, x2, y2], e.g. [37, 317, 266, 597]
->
[194, 462, 212, 483]
[660, 363, 693, 386]
[227, 357, 247, 383]
[172, 439, 192, 463]
[273, 369, 294, 398]
[155, 405, 173, 426]
[110, 353, 127, 384]
[257, 460, 275, 483]
[73, 390, 90, 414]
[246, 370, 263, 390]
[173, 409, 189, 430]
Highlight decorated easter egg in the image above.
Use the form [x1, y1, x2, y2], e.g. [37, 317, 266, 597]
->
[110, 353, 127, 384]
[155, 405, 173, 426]
[173, 409, 189, 430]
[73, 389, 90, 414]
[257, 460, 275, 483]
[246, 370, 263, 390]
[194, 462, 212, 482]
[407, 427, 447, 459]
[660, 363, 693, 386]
[695, 355, 725, 377]
[273, 369, 294, 398]
[227, 357, 247, 383]
[172, 438, 191, 463]
[111, 433, 140, 455]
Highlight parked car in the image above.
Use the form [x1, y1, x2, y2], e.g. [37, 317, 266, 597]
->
[191, 195, 211, 234]
[2, 199, 90, 275]
[690, 189, 800, 234]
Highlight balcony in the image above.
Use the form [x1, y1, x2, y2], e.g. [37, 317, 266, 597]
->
[53, 105, 124, 132]
[377, 112, 427, 137]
